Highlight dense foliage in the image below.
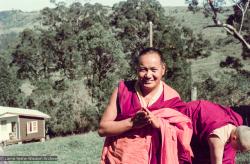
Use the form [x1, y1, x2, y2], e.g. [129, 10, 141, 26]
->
[185, 0, 250, 106]
[194, 72, 250, 106]
[1, 0, 211, 136]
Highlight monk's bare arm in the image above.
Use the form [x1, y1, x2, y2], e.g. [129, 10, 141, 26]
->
[98, 88, 133, 137]
[208, 134, 225, 164]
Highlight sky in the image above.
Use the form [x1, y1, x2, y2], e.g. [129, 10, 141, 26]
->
[0, 0, 188, 12]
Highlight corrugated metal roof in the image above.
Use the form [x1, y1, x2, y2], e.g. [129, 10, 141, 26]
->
[0, 106, 50, 119]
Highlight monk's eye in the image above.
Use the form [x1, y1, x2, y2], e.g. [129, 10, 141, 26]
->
[151, 68, 158, 72]
[138, 68, 147, 72]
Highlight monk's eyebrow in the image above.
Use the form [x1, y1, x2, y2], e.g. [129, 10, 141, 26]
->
[137, 67, 158, 70]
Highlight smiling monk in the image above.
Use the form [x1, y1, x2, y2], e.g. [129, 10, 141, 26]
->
[98, 47, 193, 164]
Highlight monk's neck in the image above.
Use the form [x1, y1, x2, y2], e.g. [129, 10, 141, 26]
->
[140, 84, 161, 98]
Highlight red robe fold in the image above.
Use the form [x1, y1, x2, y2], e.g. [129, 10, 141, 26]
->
[100, 80, 193, 164]
[183, 100, 243, 164]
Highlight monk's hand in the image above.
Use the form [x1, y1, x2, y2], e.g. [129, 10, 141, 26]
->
[142, 108, 161, 129]
[131, 110, 150, 129]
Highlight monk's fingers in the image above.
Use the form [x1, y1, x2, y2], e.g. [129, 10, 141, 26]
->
[148, 116, 159, 123]
[135, 119, 151, 128]
[148, 117, 160, 129]
[141, 107, 151, 114]
[134, 112, 147, 121]
[145, 112, 155, 120]
[137, 111, 147, 117]
[148, 119, 152, 124]
[133, 116, 149, 125]
[142, 108, 157, 120]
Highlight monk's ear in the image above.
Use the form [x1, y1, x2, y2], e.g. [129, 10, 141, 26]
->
[232, 135, 237, 141]
[162, 63, 166, 76]
[231, 133, 239, 142]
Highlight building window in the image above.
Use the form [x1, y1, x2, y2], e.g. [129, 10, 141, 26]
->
[27, 121, 38, 134]
[1, 120, 7, 131]
[11, 122, 17, 132]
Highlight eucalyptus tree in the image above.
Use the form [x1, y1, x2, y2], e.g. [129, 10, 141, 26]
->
[110, 0, 211, 100]
[77, 23, 128, 111]
[0, 56, 20, 106]
[186, 0, 250, 50]
[185, 0, 250, 105]
[9, 2, 128, 134]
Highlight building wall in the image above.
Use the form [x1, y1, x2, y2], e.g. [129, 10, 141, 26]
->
[19, 116, 45, 141]
[0, 116, 18, 142]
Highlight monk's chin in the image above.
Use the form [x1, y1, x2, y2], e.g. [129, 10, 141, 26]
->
[141, 84, 157, 92]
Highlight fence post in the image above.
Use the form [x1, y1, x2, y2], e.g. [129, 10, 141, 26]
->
[191, 86, 197, 100]
[149, 21, 153, 47]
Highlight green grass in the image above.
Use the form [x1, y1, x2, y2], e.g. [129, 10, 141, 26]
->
[3, 131, 250, 164]
[164, 6, 250, 84]
[3, 132, 104, 164]
[236, 152, 250, 164]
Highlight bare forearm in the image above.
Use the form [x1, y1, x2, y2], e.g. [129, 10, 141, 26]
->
[208, 135, 224, 164]
[210, 153, 223, 164]
[98, 118, 133, 137]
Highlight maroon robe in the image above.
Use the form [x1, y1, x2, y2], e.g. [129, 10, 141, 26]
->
[115, 80, 191, 163]
[182, 100, 243, 164]
[116, 80, 186, 120]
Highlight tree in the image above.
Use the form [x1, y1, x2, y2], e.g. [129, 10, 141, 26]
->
[0, 56, 20, 106]
[186, 0, 250, 50]
[185, 0, 250, 105]
[111, 0, 211, 100]
[186, 0, 199, 12]
[8, 2, 129, 135]
[77, 23, 128, 111]
[11, 29, 39, 79]
[5, 0, 214, 135]
[195, 72, 250, 106]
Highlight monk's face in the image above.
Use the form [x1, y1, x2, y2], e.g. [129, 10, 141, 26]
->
[137, 52, 165, 94]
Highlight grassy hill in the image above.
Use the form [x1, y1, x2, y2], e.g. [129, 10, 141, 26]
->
[3, 132, 103, 164]
[0, 10, 39, 35]
[0, 10, 40, 53]
[165, 7, 249, 83]
[164, 7, 232, 43]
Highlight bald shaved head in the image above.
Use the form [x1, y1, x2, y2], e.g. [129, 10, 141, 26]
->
[236, 125, 250, 152]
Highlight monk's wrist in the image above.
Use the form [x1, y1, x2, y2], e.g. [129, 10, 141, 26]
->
[153, 118, 161, 129]
[127, 118, 134, 129]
